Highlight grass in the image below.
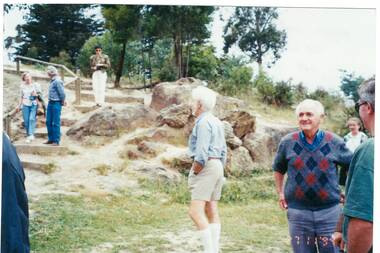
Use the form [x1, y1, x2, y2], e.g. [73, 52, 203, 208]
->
[92, 163, 112, 176]
[29, 171, 291, 253]
[42, 162, 57, 174]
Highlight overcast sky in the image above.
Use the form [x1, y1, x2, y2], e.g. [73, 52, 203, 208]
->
[2, 5, 376, 92]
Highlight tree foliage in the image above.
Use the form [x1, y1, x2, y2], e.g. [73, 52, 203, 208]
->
[146, 6, 215, 78]
[6, 4, 103, 65]
[223, 7, 287, 69]
[339, 70, 365, 101]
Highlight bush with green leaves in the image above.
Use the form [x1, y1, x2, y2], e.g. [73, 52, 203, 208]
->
[50, 50, 74, 70]
[254, 71, 276, 104]
[273, 80, 293, 107]
[187, 45, 219, 81]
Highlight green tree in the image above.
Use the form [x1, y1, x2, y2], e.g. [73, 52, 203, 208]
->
[273, 80, 293, 106]
[339, 70, 365, 101]
[254, 71, 276, 104]
[223, 7, 287, 70]
[6, 4, 103, 65]
[187, 45, 219, 81]
[146, 6, 215, 78]
[102, 5, 143, 88]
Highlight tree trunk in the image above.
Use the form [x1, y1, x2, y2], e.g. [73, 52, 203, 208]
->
[114, 42, 127, 88]
[185, 42, 191, 77]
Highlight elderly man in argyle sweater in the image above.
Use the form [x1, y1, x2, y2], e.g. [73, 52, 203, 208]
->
[273, 99, 353, 253]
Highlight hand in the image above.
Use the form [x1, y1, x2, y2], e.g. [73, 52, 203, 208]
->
[92, 66, 97, 70]
[62, 101, 67, 106]
[192, 161, 203, 175]
[278, 193, 288, 210]
[332, 232, 345, 251]
[340, 192, 345, 204]
[16, 107, 20, 113]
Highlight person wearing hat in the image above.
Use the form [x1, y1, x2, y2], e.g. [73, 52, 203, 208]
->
[90, 45, 111, 106]
[44, 65, 66, 146]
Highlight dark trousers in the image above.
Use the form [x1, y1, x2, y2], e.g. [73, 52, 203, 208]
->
[46, 101, 62, 143]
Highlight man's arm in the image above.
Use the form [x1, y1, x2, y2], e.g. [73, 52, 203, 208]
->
[274, 171, 287, 210]
[192, 122, 212, 174]
[333, 214, 345, 250]
[347, 218, 373, 253]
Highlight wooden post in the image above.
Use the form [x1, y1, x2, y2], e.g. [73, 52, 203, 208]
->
[75, 78, 81, 105]
[60, 68, 65, 81]
[16, 59, 20, 74]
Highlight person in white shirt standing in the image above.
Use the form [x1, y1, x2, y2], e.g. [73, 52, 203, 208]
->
[343, 117, 368, 153]
[339, 117, 368, 185]
[90, 45, 111, 107]
[16, 72, 41, 143]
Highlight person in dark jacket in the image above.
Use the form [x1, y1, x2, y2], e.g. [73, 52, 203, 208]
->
[1, 132, 30, 253]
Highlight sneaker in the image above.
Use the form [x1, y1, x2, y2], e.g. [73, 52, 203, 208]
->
[43, 140, 54, 144]
[26, 138, 31, 144]
[29, 135, 35, 141]
[51, 142, 59, 146]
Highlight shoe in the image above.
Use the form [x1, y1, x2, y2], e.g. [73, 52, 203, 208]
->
[26, 138, 31, 144]
[29, 135, 35, 141]
[51, 142, 59, 146]
[44, 140, 54, 144]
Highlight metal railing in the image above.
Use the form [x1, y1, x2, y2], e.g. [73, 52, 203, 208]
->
[3, 55, 82, 139]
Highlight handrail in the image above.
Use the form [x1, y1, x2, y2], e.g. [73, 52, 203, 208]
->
[15, 55, 78, 78]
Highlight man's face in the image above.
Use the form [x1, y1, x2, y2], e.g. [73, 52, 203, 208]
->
[191, 100, 201, 117]
[297, 107, 322, 133]
[95, 48, 102, 55]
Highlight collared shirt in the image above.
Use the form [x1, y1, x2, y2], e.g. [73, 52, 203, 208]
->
[299, 129, 325, 151]
[188, 111, 227, 167]
[343, 131, 368, 153]
[20, 82, 41, 106]
[90, 54, 111, 73]
[48, 76, 65, 103]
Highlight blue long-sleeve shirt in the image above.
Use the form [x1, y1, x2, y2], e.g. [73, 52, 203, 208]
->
[48, 76, 65, 104]
[188, 112, 227, 167]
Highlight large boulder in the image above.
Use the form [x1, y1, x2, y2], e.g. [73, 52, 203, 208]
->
[157, 103, 192, 128]
[223, 121, 242, 149]
[66, 104, 157, 139]
[228, 146, 255, 176]
[214, 95, 249, 119]
[150, 78, 203, 111]
[243, 118, 297, 169]
[223, 110, 256, 139]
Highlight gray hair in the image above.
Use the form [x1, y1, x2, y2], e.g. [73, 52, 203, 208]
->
[47, 65, 58, 76]
[191, 86, 217, 112]
[295, 99, 325, 117]
[358, 77, 375, 110]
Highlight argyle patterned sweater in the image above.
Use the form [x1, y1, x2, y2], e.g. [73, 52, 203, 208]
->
[273, 130, 352, 210]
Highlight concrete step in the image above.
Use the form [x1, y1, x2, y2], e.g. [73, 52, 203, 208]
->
[80, 91, 144, 104]
[14, 143, 69, 155]
[74, 104, 98, 113]
[19, 154, 57, 173]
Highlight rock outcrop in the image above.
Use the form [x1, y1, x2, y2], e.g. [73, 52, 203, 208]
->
[66, 104, 157, 139]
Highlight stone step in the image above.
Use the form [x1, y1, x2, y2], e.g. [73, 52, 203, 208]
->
[19, 154, 57, 173]
[80, 91, 144, 104]
[74, 104, 98, 113]
[14, 143, 69, 155]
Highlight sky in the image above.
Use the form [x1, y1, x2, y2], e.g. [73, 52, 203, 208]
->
[2, 5, 376, 92]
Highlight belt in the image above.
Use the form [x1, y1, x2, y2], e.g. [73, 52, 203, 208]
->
[49, 100, 61, 103]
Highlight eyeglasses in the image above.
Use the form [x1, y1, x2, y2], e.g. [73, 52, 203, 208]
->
[355, 101, 367, 113]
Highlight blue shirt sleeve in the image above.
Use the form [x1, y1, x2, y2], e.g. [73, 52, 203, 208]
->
[194, 121, 212, 167]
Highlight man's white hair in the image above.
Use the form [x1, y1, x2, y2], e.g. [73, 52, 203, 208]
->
[295, 99, 325, 117]
[47, 65, 58, 75]
[191, 86, 217, 112]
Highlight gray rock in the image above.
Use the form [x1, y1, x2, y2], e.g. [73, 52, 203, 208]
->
[66, 104, 157, 139]
[157, 103, 192, 128]
[129, 161, 181, 182]
[228, 146, 255, 176]
[223, 121, 242, 149]
[223, 110, 256, 139]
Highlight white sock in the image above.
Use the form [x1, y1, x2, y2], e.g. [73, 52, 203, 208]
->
[198, 227, 213, 253]
[209, 223, 221, 253]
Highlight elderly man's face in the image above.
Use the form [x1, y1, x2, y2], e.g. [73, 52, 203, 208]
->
[297, 107, 322, 133]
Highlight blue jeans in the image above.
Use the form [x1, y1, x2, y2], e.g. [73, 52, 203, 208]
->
[46, 101, 62, 143]
[22, 104, 37, 136]
[287, 205, 341, 253]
